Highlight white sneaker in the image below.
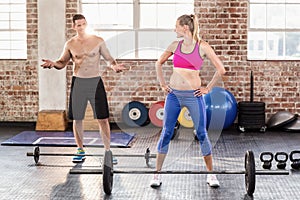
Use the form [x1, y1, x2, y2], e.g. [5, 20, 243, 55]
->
[207, 174, 220, 188]
[150, 174, 162, 188]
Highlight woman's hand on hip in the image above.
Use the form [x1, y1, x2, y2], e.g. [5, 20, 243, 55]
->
[161, 84, 172, 93]
[194, 87, 210, 97]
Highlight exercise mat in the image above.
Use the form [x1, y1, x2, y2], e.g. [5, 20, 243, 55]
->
[1, 131, 135, 147]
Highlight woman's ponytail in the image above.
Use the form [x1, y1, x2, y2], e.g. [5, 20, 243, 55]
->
[191, 14, 201, 43]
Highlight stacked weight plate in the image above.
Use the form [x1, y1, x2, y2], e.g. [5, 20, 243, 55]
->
[238, 101, 266, 132]
[238, 71, 267, 132]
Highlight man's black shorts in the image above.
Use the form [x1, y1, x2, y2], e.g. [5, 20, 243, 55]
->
[68, 76, 109, 120]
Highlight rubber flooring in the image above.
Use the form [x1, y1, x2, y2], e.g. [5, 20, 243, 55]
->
[0, 124, 300, 200]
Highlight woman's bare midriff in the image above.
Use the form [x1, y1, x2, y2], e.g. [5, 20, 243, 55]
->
[169, 68, 201, 90]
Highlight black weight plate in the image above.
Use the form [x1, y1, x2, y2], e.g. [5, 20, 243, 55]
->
[239, 108, 265, 113]
[239, 120, 265, 126]
[238, 110, 265, 115]
[238, 101, 265, 108]
[122, 101, 149, 127]
[34, 146, 40, 164]
[103, 150, 113, 195]
[239, 120, 265, 127]
[239, 122, 266, 127]
[245, 150, 255, 196]
[239, 105, 265, 110]
[238, 114, 265, 121]
[238, 102, 265, 110]
[238, 102, 265, 114]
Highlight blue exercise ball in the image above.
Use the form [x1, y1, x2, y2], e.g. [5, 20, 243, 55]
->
[204, 87, 237, 130]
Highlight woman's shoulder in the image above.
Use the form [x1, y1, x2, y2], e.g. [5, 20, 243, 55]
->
[166, 40, 181, 53]
[198, 40, 209, 58]
[199, 40, 212, 49]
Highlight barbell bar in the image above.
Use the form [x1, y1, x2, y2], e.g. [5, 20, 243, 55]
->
[27, 146, 156, 167]
[69, 169, 288, 175]
[68, 150, 289, 196]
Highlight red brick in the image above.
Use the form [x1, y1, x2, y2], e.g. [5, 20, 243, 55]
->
[1, 0, 299, 123]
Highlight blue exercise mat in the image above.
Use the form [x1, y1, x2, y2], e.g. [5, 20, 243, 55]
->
[1, 131, 135, 147]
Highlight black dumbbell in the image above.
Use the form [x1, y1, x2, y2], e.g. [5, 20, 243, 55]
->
[260, 152, 274, 169]
[290, 150, 300, 170]
[275, 152, 288, 170]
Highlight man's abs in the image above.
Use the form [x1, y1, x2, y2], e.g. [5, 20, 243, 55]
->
[72, 53, 102, 78]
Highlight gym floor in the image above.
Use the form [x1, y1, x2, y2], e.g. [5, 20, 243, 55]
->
[1, 124, 300, 200]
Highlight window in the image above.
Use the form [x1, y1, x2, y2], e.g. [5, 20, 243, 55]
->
[0, 0, 27, 59]
[248, 0, 300, 60]
[81, 0, 193, 59]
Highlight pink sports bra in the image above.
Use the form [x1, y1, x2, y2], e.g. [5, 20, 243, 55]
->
[172, 40, 204, 70]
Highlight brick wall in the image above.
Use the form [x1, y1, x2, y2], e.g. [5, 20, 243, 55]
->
[0, 0, 299, 122]
[195, 0, 300, 117]
[0, 0, 38, 121]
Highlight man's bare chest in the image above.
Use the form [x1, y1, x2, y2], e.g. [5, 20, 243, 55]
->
[71, 43, 100, 59]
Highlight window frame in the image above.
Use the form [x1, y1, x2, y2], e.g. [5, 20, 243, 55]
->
[80, 0, 193, 59]
[0, 0, 27, 60]
[247, 0, 300, 61]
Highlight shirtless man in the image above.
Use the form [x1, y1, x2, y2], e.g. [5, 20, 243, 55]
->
[41, 14, 126, 163]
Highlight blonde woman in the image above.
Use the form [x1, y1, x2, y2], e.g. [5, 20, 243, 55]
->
[150, 14, 226, 188]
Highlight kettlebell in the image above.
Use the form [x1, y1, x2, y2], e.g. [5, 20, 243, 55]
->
[275, 152, 288, 170]
[290, 150, 300, 170]
[260, 152, 274, 169]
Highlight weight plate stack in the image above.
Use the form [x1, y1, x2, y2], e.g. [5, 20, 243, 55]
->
[238, 71, 266, 132]
[238, 101, 266, 132]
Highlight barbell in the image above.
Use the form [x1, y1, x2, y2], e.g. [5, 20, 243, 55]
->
[27, 146, 156, 167]
[69, 150, 289, 196]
